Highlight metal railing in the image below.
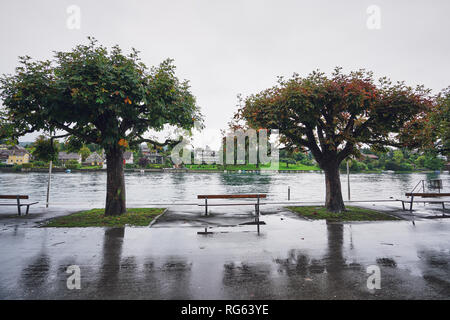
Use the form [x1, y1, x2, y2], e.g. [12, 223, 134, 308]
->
[409, 179, 444, 197]
[409, 179, 426, 195]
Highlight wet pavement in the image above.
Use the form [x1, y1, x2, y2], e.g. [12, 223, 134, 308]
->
[0, 202, 449, 299]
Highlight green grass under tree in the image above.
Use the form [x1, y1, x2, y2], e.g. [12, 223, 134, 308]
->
[286, 206, 399, 221]
[42, 208, 166, 227]
[185, 162, 320, 171]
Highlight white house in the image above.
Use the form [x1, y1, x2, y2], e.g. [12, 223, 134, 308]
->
[123, 151, 134, 164]
[194, 145, 219, 164]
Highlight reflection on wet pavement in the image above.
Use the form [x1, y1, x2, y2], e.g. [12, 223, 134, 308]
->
[0, 206, 449, 299]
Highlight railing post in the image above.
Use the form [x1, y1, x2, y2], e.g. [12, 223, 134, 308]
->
[347, 160, 350, 201]
[46, 160, 52, 208]
[16, 196, 21, 216]
[256, 194, 260, 235]
[205, 197, 208, 216]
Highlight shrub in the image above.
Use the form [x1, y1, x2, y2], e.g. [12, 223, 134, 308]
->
[401, 163, 413, 171]
[299, 158, 314, 166]
[351, 160, 368, 172]
[340, 160, 367, 172]
[0, 163, 13, 168]
[138, 157, 149, 168]
[33, 160, 46, 167]
[146, 163, 163, 169]
[414, 155, 426, 168]
[423, 155, 444, 170]
[384, 160, 412, 171]
[65, 160, 80, 169]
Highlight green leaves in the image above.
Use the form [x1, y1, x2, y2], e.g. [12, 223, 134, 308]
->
[237, 68, 434, 166]
[0, 38, 202, 152]
[32, 135, 59, 162]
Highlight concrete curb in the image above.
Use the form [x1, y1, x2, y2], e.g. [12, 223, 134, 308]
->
[149, 208, 169, 227]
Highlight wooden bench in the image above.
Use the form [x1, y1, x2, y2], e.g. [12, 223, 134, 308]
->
[197, 194, 267, 216]
[0, 195, 38, 216]
[402, 193, 450, 211]
[197, 194, 267, 233]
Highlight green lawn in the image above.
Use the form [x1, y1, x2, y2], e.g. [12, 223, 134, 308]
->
[185, 163, 320, 171]
[80, 165, 103, 170]
[185, 164, 220, 170]
[42, 208, 166, 227]
[268, 162, 320, 171]
[286, 205, 399, 221]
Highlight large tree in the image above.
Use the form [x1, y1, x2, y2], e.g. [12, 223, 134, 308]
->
[0, 38, 201, 215]
[235, 68, 432, 212]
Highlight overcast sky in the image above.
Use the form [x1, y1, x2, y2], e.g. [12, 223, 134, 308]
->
[1, 0, 449, 149]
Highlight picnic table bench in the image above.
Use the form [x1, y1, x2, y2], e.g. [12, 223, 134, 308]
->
[402, 192, 450, 211]
[197, 194, 267, 215]
[197, 194, 267, 234]
[0, 195, 38, 216]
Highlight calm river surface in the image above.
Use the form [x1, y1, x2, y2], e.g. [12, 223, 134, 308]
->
[0, 171, 448, 207]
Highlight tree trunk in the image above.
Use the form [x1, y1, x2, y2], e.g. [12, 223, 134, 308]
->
[105, 147, 126, 216]
[323, 161, 345, 213]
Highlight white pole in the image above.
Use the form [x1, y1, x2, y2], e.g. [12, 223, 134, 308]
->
[347, 159, 350, 200]
[46, 160, 52, 208]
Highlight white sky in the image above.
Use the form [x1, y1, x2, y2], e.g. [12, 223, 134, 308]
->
[1, 0, 449, 150]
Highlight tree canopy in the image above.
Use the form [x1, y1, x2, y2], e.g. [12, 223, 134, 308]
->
[0, 37, 201, 148]
[235, 68, 433, 211]
[429, 87, 449, 156]
[31, 135, 59, 163]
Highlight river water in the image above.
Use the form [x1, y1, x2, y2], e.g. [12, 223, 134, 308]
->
[0, 171, 448, 207]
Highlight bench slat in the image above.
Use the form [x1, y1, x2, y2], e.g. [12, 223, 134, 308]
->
[0, 195, 29, 199]
[405, 193, 450, 197]
[199, 203, 267, 206]
[402, 200, 449, 203]
[0, 202, 38, 206]
[198, 194, 266, 199]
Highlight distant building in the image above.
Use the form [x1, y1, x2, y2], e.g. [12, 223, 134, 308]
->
[6, 146, 30, 165]
[83, 152, 105, 166]
[0, 150, 9, 164]
[146, 152, 164, 164]
[58, 152, 81, 164]
[140, 143, 150, 155]
[360, 153, 379, 160]
[123, 151, 134, 164]
[139, 143, 165, 164]
[194, 146, 219, 164]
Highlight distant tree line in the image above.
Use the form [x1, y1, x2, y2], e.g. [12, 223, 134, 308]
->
[339, 148, 445, 172]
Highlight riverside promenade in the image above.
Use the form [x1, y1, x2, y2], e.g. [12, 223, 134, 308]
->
[0, 202, 449, 299]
